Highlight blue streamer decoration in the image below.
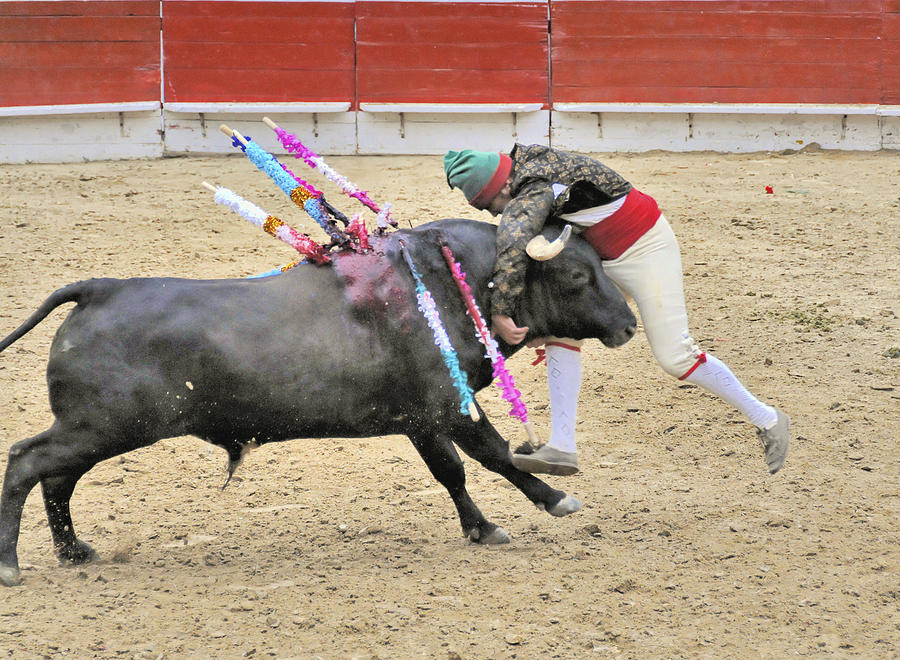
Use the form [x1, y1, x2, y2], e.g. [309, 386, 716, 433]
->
[237, 138, 347, 245]
[399, 242, 475, 416]
[244, 141, 297, 196]
[232, 135, 250, 152]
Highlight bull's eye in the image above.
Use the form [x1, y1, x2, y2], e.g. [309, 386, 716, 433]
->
[551, 266, 590, 295]
[570, 268, 590, 287]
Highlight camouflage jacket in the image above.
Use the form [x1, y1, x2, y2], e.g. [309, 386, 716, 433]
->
[491, 143, 633, 317]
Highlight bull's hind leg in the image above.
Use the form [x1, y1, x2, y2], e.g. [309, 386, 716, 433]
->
[0, 424, 111, 586]
[41, 472, 98, 565]
[449, 418, 582, 518]
[406, 429, 510, 545]
[0, 430, 54, 586]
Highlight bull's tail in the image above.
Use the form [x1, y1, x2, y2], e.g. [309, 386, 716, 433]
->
[0, 281, 96, 353]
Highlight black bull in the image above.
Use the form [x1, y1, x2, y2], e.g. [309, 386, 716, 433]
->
[0, 219, 636, 586]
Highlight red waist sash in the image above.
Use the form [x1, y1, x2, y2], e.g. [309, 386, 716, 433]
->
[580, 188, 661, 260]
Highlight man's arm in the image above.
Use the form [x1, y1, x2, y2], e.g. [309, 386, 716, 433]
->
[490, 183, 555, 319]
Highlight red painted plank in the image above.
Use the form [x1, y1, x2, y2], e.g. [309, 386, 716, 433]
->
[357, 17, 547, 43]
[0, 42, 160, 69]
[548, 1, 886, 107]
[883, 14, 900, 39]
[163, 16, 354, 44]
[551, 10, 880, 40]
[883, 70, 900, 104]
[549, 1, 882, 16]
[162, 3, 355, 105]
[358, 69, 547, 104]
[0, 1, 158, 17]
[0, 67, 159, 106]
[551, 37, 879, 66]
[164, 41, 352, 71]
[357, 43, 545, 71]
[357, 2, 546, 19]
[357, 3, 547, 105]
[552, 60, 879, 93]
[164, 68, 353, 104]
[163, 1, 354, 19]
[0, 16, 160, 42]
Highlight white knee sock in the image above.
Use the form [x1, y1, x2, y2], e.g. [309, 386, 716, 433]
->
[546, 343, 582, 453]
[682, 354, 778, 429]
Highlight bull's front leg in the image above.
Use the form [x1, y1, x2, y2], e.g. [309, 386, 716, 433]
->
[405, 426, 510, 545]
[449, 415, 582, 518]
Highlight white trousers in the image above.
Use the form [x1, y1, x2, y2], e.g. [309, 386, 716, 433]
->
[603, 215, 776, 429]
[602, 215, 701, 378]
[544, 215, 777, 448]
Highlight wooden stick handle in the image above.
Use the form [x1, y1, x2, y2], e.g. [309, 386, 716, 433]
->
[468, 402, 480, 422]
[219, 124, 248, 146]
[262, 116, 278, 130]
[200, 181, 217, 193]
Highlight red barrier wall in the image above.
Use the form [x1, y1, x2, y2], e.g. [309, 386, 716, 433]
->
[162, 1, 355, 104]
[355, 1, 549, 106]
[1, 1, 896, 109]
[0, 1, 160, 107]
[884, 0, 900, 104]
[550, 0, 884, 105]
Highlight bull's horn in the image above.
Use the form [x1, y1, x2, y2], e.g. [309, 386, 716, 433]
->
[526, 224, 572, 261]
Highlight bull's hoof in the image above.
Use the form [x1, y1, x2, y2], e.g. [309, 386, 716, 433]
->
[538, 494, 583, 517]
[0, 565, 22, 587]
[56, 539, 98, 566]
[467, 525, 511, 545]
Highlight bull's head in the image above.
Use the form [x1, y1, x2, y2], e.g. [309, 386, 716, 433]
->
[521, 225, 636, 348]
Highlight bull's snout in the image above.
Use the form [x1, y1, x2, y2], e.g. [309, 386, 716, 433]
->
[603, 323, 637, 348]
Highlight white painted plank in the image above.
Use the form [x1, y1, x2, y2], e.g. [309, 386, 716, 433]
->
[360, 103, 543, 114]
[358, 111, 549, 155]
[554, 103, 880, 116]
[163, 112, 357, 156]
[0, 102, 160, 117]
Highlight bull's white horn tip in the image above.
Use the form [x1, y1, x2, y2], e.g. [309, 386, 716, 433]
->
[526, 224, 572, 261]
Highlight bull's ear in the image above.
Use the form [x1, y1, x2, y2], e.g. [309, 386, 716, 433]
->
[526, 224, 572, 261]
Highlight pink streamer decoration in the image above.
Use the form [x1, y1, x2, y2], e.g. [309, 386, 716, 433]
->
[274, 127, 382, 214]
[278, 161, 322, 197]
[441, 245, 529, 424]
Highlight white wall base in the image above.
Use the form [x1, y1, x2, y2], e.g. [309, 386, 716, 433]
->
[879, 112, 900, 150]
[551, 110, 888, 153]
[357, 110, 550, 155]
[0, 110, 162, 164]
[1, 106, 896, 163]
[163, 110, 357, 156]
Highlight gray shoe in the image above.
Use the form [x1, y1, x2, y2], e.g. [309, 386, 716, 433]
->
[511, 444, 579, 476]
[758, 409, 790, 474]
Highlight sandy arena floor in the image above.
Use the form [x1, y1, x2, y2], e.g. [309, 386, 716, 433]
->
[0, 148, 897, 659]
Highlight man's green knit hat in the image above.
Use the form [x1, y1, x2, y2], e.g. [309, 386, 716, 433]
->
[443, 149, 512, 209]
